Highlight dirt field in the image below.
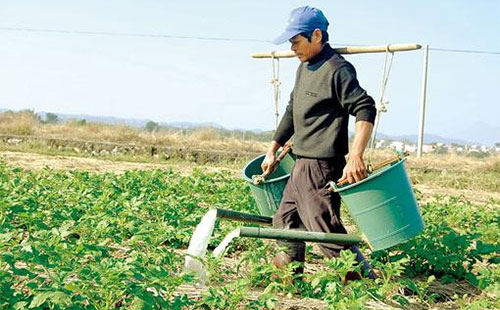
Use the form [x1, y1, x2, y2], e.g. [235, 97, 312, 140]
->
[0, 151, 228, 175]
[2, 150, 498, 204]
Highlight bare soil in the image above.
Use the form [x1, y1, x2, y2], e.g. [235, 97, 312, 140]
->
[2, 150, 498, 204]
[0, 151, 229, 176]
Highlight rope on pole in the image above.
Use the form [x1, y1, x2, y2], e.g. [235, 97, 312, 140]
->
[369, 45, 395, 156]
[270, 51, 281, 129]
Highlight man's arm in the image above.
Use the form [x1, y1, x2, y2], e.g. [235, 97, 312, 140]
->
[261, 91, 294, 175]
[333, 64, 376, 183]
[338, 120, 373, 184]
[334, 64, 377, 124]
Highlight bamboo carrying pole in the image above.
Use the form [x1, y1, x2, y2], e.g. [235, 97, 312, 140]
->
[216, 208, 273, 226]
[252, 43, 421, 59]
[240, 227, 363, 245]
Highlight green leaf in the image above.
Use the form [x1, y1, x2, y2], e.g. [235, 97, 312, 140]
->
[13, 268, 30, 276]
[392, 294, 410, 306]
[64, 283, 78, 291]
[0, 232, 14, 243]
[29, 292, 50, 308]
[29, 291, 71, 308]
[48, 291, 72, 306]
[26, 282, 38, 289]
[1, 253, 15, 266]
[14, 301, 28, 310]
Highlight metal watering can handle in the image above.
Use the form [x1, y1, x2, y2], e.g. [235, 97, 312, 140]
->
[328, 151, 409, 192]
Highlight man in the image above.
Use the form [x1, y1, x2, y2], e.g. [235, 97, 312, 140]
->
[261, 6, 376, 278]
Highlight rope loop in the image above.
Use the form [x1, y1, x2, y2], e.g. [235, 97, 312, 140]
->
[369, 44, 396, 159]
[269, 52, 281, 129]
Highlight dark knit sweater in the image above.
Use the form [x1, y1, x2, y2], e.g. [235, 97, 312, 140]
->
[273, 44, 376, 158]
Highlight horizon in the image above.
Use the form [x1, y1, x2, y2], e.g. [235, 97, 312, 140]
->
[1, 108, 494, 147]
[0, 1, 499, 146]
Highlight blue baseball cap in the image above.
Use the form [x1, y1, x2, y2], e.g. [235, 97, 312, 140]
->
[273, 6, 329, 45]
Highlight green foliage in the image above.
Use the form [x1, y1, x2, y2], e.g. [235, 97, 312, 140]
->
[198, 280, 250, 310]
[75, 119, 87, 126]
[372, 196, 499, 284]
[1, 162, 498, 309]
[305, 251, 369, 309]
[44, 112, 59, 124]
[144, 120, 160, 132]
[0, 162, 253, 309]
[399, 276, 441, 304]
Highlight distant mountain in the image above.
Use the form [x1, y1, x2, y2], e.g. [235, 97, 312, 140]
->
[34, 112, 150, 127]
[164, 121, 224, 129]
[374, 133, 477, 146]
[41, 112, 231, 131]
[450, 122, 499, 147]
[42, 113, 226, 130]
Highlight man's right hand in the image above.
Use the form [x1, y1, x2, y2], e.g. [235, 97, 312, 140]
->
[261, 152, 278, 176]
[261, 141, 282, 175]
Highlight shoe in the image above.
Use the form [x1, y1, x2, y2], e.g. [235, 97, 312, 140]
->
[272, 251, 304, 280]
[344, 271, 362, 285]
[350, 245, 377, 280]
[272, 251, 293, 268]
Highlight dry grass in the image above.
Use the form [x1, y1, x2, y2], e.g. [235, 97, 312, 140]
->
[407, 154, 500, 193]
[40, 122, 142, 144]
[408, 152, 498, 172]
[0, 111, 268, 153]
[0, 110, 39, 135]
[1, 111, 498, 196]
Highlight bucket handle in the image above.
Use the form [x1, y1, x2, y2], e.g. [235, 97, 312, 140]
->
[368, 151, 409, 174]
[252, 142, 293, 185]
[328, 151, 409, 192]
[328, 180, 346, 192]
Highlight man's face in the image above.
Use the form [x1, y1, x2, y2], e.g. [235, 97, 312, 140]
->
[289, 31, 323, 62]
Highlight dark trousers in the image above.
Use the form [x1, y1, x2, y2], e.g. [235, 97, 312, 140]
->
[272, 156, 349, 259]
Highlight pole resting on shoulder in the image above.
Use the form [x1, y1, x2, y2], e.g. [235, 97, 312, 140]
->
[251, 43, 422, 59]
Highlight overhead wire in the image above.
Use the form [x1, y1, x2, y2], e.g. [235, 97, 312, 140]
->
[429, 47, 500, 55]
[0, 26, 270, 43]
[0, 26, 499, 55]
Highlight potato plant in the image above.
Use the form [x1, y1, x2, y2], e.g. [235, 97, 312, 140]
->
[0, 162, 498, 309]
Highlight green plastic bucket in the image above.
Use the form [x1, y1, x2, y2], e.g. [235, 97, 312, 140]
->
[242, 153, 295, 217]
[332, 158, 424, 251]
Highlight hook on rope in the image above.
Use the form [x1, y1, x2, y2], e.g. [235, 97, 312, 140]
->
[377, 101, 389, 113]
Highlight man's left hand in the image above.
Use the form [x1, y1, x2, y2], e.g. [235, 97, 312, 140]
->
[338, 154, 367, 184]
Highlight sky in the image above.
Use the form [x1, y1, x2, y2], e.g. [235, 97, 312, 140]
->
[0, 0, 499, 145]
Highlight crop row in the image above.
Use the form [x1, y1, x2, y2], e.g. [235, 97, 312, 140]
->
[0, 162, 498, 309]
